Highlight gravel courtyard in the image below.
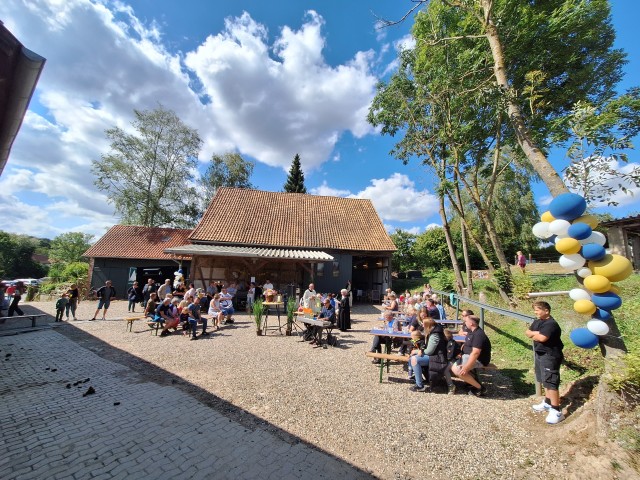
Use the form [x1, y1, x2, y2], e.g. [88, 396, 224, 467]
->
[3, 299, 621, 479]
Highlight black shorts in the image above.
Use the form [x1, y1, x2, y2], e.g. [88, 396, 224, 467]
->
[534, 352, 562, 390]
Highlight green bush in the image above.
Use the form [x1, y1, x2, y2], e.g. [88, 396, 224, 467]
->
[492, 267, 513, 294]
[429, 269, 455, 292]
[608, 353, 640, 407]
[512, 275, 535, 300]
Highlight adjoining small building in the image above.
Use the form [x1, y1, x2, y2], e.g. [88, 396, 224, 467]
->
[601, 215, 640, 270]
[164, 188, 396, 301]
[83, 225, 192, 296]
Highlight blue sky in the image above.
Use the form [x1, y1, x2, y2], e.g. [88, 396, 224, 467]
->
[0, 0, 638, 240]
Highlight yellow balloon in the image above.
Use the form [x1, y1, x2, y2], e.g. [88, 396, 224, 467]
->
[541, 211, 555, 222]
[573, 214, 599, 229]
[609, 284, 621, 295]
[574, 299, 597, 315]
[555, 237, 581, 255]
[589, 254, 633, 282]
[583, 274, 611, 293]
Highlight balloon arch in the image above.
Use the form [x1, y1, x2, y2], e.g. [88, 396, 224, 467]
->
[531, 193, 633, 349]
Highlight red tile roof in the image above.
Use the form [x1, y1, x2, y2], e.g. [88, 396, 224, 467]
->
[190, 188, 396, 252]
[83, 225, 192, 260]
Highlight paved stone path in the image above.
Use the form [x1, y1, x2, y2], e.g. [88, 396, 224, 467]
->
[0, 329, 373, 479]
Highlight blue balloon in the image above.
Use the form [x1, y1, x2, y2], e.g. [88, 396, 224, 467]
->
[549, 193, 587, 221]
[581, 243, 606, 261]
[592, 308, 612, 321]
[591, 292, 622, 310]
[568, 223, 592, 240]
[570, 328, 599, 349]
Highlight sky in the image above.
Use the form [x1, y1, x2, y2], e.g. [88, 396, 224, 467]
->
[0, 0, 639, 241]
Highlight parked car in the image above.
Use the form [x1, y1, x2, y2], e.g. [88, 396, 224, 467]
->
[15, 278, 40, 287]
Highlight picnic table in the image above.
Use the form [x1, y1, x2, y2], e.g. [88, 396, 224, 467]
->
[0, 314, 48, 329]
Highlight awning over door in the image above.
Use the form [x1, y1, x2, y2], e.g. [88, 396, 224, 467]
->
[164, 244, 333, 262]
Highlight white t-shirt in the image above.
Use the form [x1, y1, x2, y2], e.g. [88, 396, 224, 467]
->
[220, 292, 233, 309]
[263, 282, 274, 291]
[302, 288, 316, 308]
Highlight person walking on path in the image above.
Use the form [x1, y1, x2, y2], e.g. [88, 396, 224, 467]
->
[55, 293, 69, 322]
[8, 281, 26, 317]
[66, 283, 80, 320]
[91, 280, 116, 321]
[516, 251, 527, 274]
[526, 301, 565, 425]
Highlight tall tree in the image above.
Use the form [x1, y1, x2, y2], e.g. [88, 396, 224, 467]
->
[389, 229, 417, 272]
[283, 154, 307, 193]
[92, 106, 203, 228]
[0, 232, 47, 279]
[48, 232, 93, 264]
[202, 152, 255, 199]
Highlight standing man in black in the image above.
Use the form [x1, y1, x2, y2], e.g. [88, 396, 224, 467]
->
[526, 301, 565, 425]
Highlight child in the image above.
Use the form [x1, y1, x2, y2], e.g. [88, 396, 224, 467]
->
[407, 330, 424, 381]
[55, 293, 69, 322]
[443, 329, 462, 394]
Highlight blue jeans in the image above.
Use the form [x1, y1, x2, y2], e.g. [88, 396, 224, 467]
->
[128, 299, 137, 312]
[189, 317, 207, 338]
[411, 355, 430, 388]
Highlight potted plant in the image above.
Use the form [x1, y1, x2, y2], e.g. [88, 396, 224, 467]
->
[285, 296, 297, 336]
[252, 299, 264, 335]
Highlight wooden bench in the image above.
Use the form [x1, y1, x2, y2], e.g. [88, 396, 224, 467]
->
[147, 319, 164, 336]
[365, 351, 497, 383]
[124, 315, 146, 332]
[0, 314, 48, 329]
[365, 351, 410, 383]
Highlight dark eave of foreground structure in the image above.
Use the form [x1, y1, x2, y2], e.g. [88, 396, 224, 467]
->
[0, 21, 46, 176]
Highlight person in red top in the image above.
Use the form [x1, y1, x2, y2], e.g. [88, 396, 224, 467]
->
[8, 281, 26, 316]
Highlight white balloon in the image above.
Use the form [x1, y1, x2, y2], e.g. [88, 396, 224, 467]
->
[559, 253, 586, 270]
[549, 219, 571, 236]
[532, 222, 552, 239]
[587, 319, 609, 336]
[569, 288, 591, 301]
[582, 231, 606, 246]
[577, 267, 592, 278]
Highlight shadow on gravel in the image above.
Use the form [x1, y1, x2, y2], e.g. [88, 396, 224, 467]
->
[54, 323, 377, 479]
[562, 375, 599, 417]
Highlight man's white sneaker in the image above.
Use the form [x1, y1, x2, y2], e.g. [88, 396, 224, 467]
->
[532, 399, 551, 413]
[545, 408, 565, 425]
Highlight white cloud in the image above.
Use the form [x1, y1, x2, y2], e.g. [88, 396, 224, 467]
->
[309, 181, 351, 197]
[0, 1, 381, 236]
[184, 10, 378, 170]
[394, 34, 415, 52]
[350, 173, 438, 222]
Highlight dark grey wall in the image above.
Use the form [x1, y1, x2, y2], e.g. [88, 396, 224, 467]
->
[90, 259, 190, 298]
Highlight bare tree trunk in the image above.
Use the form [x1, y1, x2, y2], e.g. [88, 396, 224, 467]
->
[439, 192, 465, 293]
[460, 219, 473, 296]
[479, 0, 568, 197]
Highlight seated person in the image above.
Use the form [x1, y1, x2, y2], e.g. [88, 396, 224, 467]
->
[425, 298, 440, 320]
[409, 318, 447, 392]
[384, 293, 399, 312]
[187, 296, 207, 340]
[160, 298, 181, 336]
[309, 298, 335, 346]
[219, 286, 235, 324]
[457, 309, 474, 336]
[368, 310, 395, 363]
[173, 282, 186, 299]
[407, 329, 425, 381]
[443, 328, 462, 394]
[208, 293, 221, 330]
[451, 314, 491, 396]
[153, 297, 172, 334]
[144, 293, 158, 318]
[178, 298, 190, 334]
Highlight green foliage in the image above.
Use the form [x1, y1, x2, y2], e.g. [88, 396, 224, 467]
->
[492, 268, 513, 295]
[413, 227, 454, 271]
[607, 353, 640, 407]
[252, 300, 264, 329]
[49, 232, 93, 264]
[512, 274, 535, 301]
[202, 152, 254, 199]
[283, 154, 307, 193]
[61, 262, 89, 282]
[92, 106, 203, 228]
[286, 296, 297, 327]
[0, 231, 48, 279]
[389, 229, 417, 272]
[562, 92, 640, 206]
[429, 269, 455, 292]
